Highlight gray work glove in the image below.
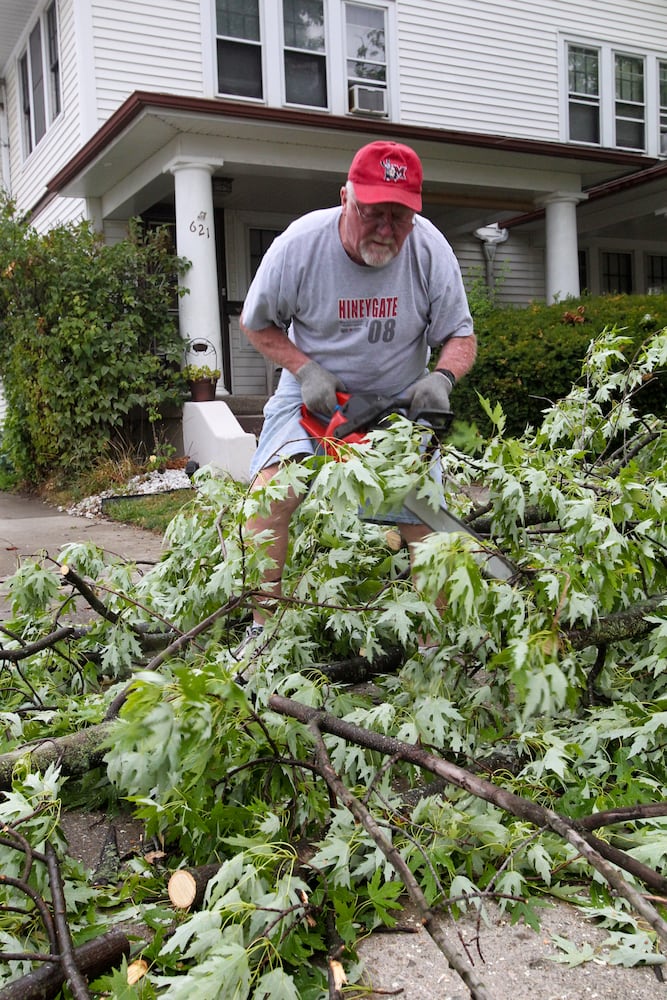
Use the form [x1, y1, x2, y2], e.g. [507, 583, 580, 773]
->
[405, 369, 454, 419]
[296, 360, 345, 416]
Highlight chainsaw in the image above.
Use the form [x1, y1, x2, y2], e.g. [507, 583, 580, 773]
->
[300, 391, 517, 581]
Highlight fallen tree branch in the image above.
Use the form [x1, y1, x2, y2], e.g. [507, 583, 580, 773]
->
[0, 626, 89, 662]
[308, 720, 493, 1000]
[564, 594, 666, 649]
[60, 565, 119, 624]
[0, 927, 131, 1000]
[103, 596, 245, 720]
[45, 843, 90, 999]
[0, 723, 112, 790]
[269, 695, 667, 955]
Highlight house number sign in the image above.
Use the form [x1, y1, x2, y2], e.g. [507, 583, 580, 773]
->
[189, 211, 210, 238]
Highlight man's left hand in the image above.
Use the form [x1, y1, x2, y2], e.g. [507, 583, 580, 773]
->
[406, 370, 454, 419]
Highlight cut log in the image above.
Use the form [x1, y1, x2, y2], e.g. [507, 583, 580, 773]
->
[0, 927, 131, 1000]
[168, 864, 222, 911]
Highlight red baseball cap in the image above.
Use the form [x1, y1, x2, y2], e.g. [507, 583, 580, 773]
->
[348, 140, 423, 212]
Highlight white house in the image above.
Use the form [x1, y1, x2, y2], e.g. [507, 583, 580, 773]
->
[1, 0, 666, 404]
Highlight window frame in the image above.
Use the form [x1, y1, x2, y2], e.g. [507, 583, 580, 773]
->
[215, 0, 265, 101]
[600, 249, 633, 294]
[646, 252, 667, 294]
[614, 51, 645, 151]
[18, 0, 61, 157]
[659, 59, 667, 154]
[562, 36, 666, 156]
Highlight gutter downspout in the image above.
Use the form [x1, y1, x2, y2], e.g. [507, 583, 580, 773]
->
[474, 223, 509, 290]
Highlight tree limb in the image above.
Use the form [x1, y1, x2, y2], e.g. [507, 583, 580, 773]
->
[565, 594, 666, 650]
[308, 720, 493, 1000]
[269, 695, 667, 954]
[45, 843, 90, 999]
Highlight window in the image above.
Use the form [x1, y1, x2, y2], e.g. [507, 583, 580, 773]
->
[216, 0, 263, 99]
[660, 61, 667, 154]
[18, 1, 61, 155]
[578, 249, 589, 294]
[647, 254, 667, 293]
[345, 2, 387, 113]
[615, 53, 645, 150]
[283, 1, 327, 107]
[565, 40, 665, 154]
[601, 252, 633, 294]
[568, 45, 600, 144]
[249, 228, 281, 279]
[214, 1, 394, 118]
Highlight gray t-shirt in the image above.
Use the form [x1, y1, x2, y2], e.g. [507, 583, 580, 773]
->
[241, 207, 473, 396]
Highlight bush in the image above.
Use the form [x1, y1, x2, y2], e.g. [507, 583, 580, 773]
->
[456, 294, 667, 436]
[0, 195, 190, 485]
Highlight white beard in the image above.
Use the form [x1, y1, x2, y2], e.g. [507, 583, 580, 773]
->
[359, 238, 399, 268]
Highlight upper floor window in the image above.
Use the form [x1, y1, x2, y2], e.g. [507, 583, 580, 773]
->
[615, 53, 645, 150]
[216, 0, 262, 99]
[19, 0, 61, 155]
[283, 1, 327, 107]
[568, 45, 600, 144]
[565, 39, 663, 155]
[214, 0, 392, 119]
[346, 2, 387, 114]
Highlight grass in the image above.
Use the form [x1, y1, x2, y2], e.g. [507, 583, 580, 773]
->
[102, 490, 196, 534]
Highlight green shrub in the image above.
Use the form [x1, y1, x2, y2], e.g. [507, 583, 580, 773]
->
[455, 294, 667, 436]
[0, 195, 190, 485]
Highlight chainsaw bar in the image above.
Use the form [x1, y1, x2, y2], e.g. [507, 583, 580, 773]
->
[401, 489, 518, 581]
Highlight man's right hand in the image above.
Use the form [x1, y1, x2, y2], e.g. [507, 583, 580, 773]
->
[296, 361, 346, 416]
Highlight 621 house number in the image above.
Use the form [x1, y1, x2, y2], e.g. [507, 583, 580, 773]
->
[189, 220, 210, 238]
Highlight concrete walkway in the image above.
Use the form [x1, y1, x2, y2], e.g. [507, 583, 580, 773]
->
[0, 491, 165, 590]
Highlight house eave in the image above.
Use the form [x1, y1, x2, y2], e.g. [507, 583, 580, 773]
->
[47, 91, 656, 204]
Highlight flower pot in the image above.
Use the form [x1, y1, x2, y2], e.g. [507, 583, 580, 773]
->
[188, 378, 216, 402]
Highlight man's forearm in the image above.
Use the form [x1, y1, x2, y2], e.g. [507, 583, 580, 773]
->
[241, 321, 310, 375]
[434, 334, 477, 381]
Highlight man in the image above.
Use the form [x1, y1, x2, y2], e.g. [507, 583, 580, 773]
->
[237, 140, 476, 652]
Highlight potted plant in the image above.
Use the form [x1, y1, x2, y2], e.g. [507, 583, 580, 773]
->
[182, 364, 221, 402]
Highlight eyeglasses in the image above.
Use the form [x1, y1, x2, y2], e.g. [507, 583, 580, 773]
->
[352, 199, 415, 232]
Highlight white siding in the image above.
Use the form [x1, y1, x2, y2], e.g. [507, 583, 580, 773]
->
[453, 235, 545, 306]
[91, 0, 205, 123]
[397, 0, 667, 140]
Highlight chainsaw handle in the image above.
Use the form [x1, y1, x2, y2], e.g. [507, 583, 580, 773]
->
[300, 391, 453, 447]
[390, 399, 454, 440]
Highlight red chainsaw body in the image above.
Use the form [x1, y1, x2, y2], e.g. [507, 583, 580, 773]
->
[299, 390, 453, 458]
[299, 393, 368, 457]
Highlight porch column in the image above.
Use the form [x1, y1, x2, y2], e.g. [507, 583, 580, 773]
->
[541, 192, 588, 304]
[167, 156, 225, 392]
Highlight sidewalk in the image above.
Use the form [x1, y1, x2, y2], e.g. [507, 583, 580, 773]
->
[0, 491, 165, 592]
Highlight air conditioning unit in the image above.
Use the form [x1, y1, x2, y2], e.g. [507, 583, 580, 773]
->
[349, 85, 387, 117]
